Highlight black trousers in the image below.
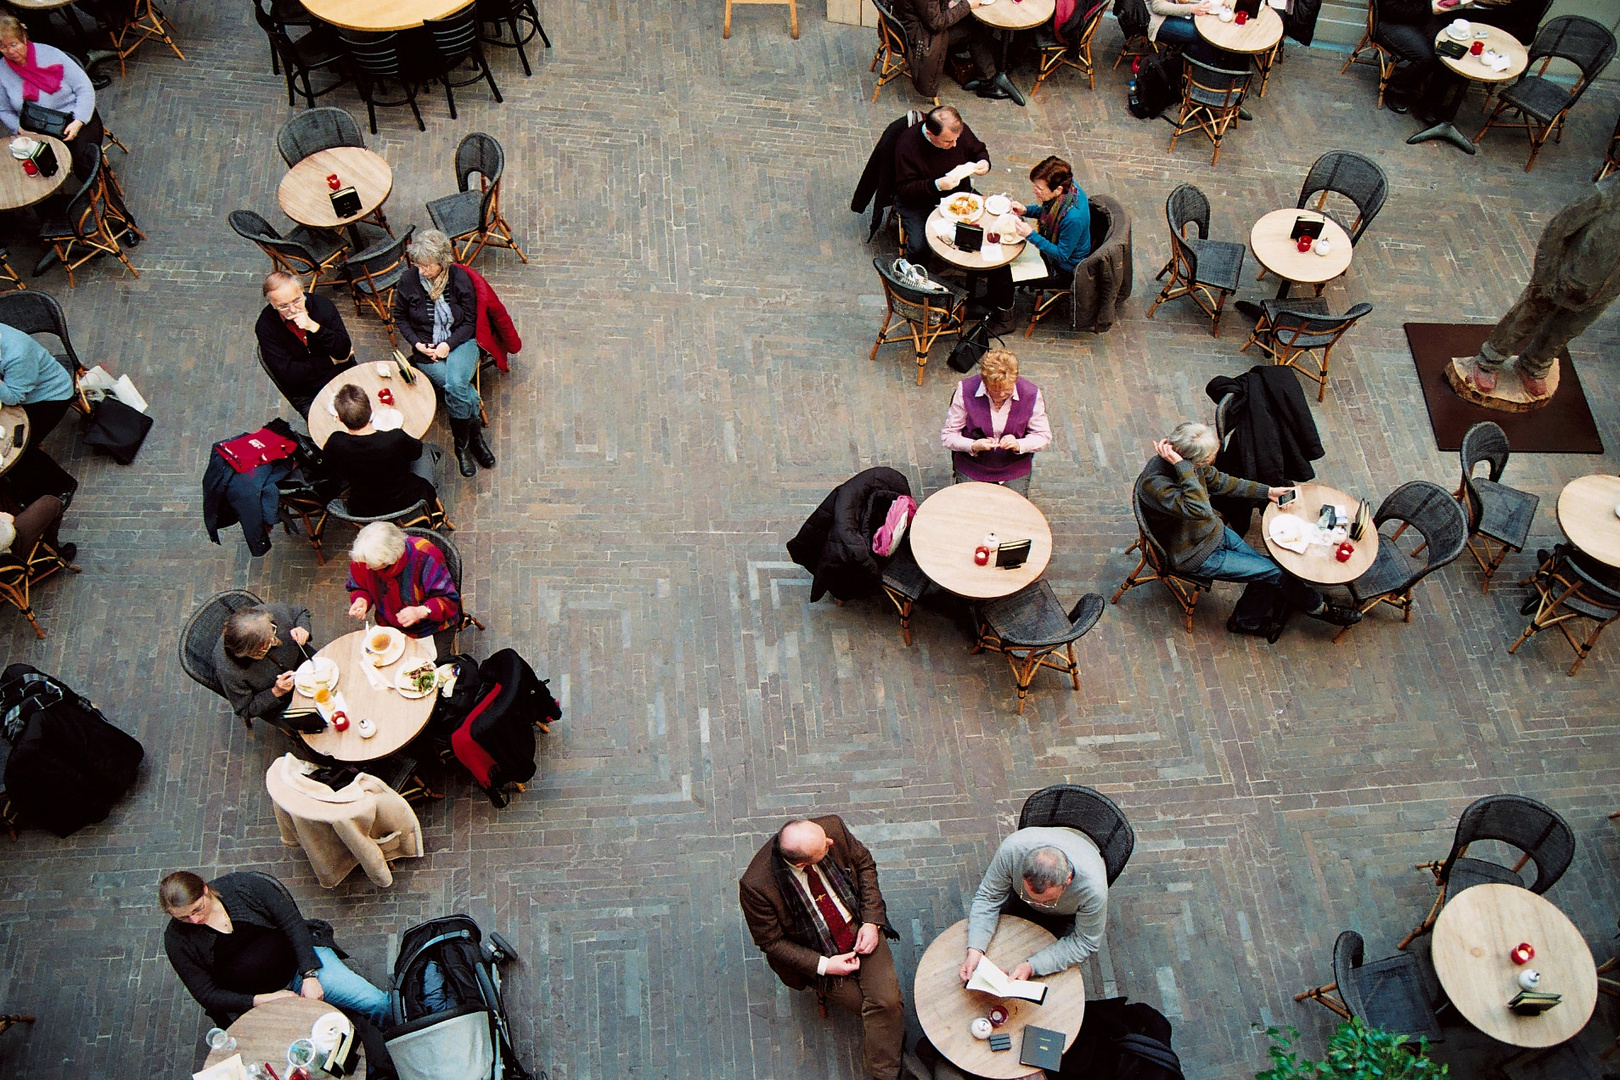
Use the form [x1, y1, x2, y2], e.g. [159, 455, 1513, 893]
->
[22, 398, 72, 453]
[984, 254, 1072, 312]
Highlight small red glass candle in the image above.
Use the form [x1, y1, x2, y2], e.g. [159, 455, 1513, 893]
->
[1511, 943, 1534, 965]
[1234, 9, 1248, 23]
[988, 1006, 1009, 1027]
[1335, 542, 1354, 563]
[331, 710, 349, 732]
[974, 546, 990, 566]
[1297, 236, 1313, 253]
[377, 387, 394, 405]
[20, 157, 37, 176]
[326, 172, 341, 191]
[1470, 40, 1484, 55]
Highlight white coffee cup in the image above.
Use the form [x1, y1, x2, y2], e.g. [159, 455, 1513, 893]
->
[1218, 8, 1235, 21]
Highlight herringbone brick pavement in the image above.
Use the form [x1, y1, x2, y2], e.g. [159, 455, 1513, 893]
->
[0, 2, 1618, 1078]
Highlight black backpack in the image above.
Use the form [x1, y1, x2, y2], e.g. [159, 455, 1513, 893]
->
[1226, 580, 1293, 643]
[1129, 52, 1183, 120]
[1060, 997, 1184, 1080]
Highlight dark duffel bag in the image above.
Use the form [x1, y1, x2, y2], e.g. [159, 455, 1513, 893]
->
[81, 396, 153, 465]
[1226, 580, 1292, 643]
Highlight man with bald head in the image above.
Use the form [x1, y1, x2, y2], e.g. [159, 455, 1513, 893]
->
[739, 816, 903, 1080]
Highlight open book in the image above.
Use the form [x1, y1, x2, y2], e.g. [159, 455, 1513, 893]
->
[966, 956, 1048, 1004]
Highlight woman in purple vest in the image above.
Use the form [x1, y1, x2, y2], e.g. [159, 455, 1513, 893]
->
[940, 349, 1050, 497]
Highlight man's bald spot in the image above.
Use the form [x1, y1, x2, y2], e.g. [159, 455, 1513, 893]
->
[778, 819, 827, 863]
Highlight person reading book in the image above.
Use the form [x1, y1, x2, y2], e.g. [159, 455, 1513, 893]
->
[960, 827, 1109, 983]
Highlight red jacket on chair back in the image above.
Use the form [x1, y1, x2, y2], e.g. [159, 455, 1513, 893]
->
[456, 263, 523, 372]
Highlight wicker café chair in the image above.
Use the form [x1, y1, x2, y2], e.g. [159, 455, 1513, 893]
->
[426, 133, 527, 266]
[0, 248, 23, 292]
[1341, 0, 1397, 108]
[1510, 544, 1620, 675]
[1030, 0, 1107, 97]
[1397, 794, 1575, 950]
[403, 527, 486, 655]
[179, 590, 264, 725]
[973, 583, 1105, 714]
[1147, 184, 1246, 338]
[1113, 463, 1213, 632]
[0, 499, 80, 640]
[1477, 16, 1617, 172]
[870, 257, 966, 386]
[1168, 57, 1252, 166]
[38, 157, 140, 287]
[869, 0, 933, 106]
[879, 539, 933, 647]
[1335, 481, 1467, 643]
[1240, 301, 1373, 403]
[342, 225, 414, 345]
[276, 106, 366, 167]
[1297, 151, 1388, 249]
[1452, 422, 1539, 593]
[1297, 931, 1444, 1045]
[1018, 784, 1134, 884]
[229, 210, 349, 291]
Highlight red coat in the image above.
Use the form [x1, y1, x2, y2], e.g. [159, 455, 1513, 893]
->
[456, 263, 522, 372]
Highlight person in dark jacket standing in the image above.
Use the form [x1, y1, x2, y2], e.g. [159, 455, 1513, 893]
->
[255, 272, 354, 417]
[161, 870, 390, 1028]
[321, 384, 446, 524]
[892, 106, 991, 262]
[393, 230, 492, 478]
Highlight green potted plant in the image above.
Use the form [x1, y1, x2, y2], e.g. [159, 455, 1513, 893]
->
[1256, 1019, 1448, 1079]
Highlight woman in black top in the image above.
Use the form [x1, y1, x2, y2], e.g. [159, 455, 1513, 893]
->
[160, 870, 391, 1028]
[322, 383, 446, 524]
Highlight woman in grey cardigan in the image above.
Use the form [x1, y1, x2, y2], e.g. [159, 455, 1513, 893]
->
[212, 603, 313, 725]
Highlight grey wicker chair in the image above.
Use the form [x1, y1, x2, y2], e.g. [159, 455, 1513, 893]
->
[1510, 543, 1620, 675]
[1296, 931, 1444, 1044]
[426, 133, 526, 266]
[327, 494, 442, 534]
[180, 590, 264, 724]
[1297, 151, 1388, 248]
[275, 106, 365, 166]
[1168, 58, 1251, 166]
[1148, 184, 1246, 337]
[341, 225, 414, 344]
[973, 583, 1105, 714]
[1017, 783, 1134, 884]
[1398, 793, 1575, 950]
[1113, 463, 1214, 632]
[1336, 481, 1467, 643]
[229, 209, 349, 290]
[403, 526, 486, 654]
[870, 0, 931, 105]
[870, 257, 966, 385]
[879, 540, 932, 647]
[1477, 16, 1617, 172]
[1454, 422, 1539, 593]
[1240, 301, 1373, 403]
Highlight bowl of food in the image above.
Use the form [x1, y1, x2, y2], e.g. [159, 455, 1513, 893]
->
[364, 626, 405, 665]
[940, 192, 984, 224]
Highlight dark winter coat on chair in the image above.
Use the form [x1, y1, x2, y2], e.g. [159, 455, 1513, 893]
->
[786, 467, 912, 603]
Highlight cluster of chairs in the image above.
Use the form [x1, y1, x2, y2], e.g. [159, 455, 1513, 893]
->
[252, 0, 548, 131]
[28, 0, 182, 73]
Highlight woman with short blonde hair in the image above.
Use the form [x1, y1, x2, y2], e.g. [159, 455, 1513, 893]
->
[346, 522, 462, 649]
[940, 349, 1050, 496]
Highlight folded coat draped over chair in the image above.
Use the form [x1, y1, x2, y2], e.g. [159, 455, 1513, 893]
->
[1205, 366, 1324, 525]
[458, 262, 522, 372]
[786, 467, 911, 602]
[266, 754, 423, 888]
[851, 111, 924, 242]
[1074, 194, 1133, 333]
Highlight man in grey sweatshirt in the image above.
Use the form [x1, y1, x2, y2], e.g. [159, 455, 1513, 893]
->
[959, 826, 1108, 982]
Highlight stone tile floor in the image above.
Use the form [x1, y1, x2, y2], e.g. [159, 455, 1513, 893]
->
[1, 2, 1619, 1078]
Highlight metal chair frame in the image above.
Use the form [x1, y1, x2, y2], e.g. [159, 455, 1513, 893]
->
[1168, 57, 1251, 166]
[870, 0, 933, 105]
[103, 0, 184, 73]
[1113, 468, 1211, 632]
[972, 586, 1105, 714]
[1340, 0, 1396, 108]
[423, 8, 504, 120]
[1030, 1, 1106, 97]
[343, 226, 414, 345]
[39, 158, 140, 287]
[337, 30, 426, 134]
[1240, 302, 1373, 403]
[869, 257, 965, 386]
[1509, 546, 1620, 675]
[476, 0, 550, 76]
[1147, 184, 1244, 338]
[0, 528, 80, 639]
[427, 133, 527, 265]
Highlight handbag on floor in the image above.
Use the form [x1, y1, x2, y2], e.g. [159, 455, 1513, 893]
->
[948, 318, 1001, 373]
[1226, 580, 1292, 643]
[81, 396, 153, 465]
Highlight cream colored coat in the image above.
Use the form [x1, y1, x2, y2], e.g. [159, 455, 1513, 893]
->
[266, 754, 423, 888]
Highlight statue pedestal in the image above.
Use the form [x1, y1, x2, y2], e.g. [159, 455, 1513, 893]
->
[1445, 356, 1560, 413]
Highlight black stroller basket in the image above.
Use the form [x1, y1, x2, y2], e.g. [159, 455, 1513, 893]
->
[386, 914, 531, 1080]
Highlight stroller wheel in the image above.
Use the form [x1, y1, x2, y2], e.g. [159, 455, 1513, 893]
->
[488, 930, 521, 965]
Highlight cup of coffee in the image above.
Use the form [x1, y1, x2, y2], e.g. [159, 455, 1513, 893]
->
[367, 630, 392, 654]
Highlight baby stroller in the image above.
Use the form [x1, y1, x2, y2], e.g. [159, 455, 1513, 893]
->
[385, 915, 534, 1080]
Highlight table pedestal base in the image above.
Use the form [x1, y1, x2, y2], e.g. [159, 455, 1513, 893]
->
[1408, 121, 1477, 155]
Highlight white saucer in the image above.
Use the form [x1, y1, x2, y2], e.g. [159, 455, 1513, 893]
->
[372, 406, 404, 431]
[294, 656, 339, 697]
[362, 626, 407, 668]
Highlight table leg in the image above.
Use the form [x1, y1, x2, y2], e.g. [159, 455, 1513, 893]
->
[1407, 75, 1476, 154]
[345, 222, 367, 249]
[1274, 275, 1294, 300]
[994, 29, 1027, 107]
[1406, 122, 1478, 155]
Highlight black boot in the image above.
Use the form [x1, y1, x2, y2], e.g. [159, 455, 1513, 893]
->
[468, 419, 497, 469]
[450, 418, 477, 477]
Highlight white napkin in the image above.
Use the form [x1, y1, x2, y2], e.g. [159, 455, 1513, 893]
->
[981, 242, 1004, 261]
[356, 636, 388, 690]
[372, 406, 404, 431]
[929, 217, 953, 240]
[1488, 54, 1511, 71]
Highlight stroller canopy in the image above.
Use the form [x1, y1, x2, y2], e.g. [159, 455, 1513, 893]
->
[388, 1008, 495, 1080]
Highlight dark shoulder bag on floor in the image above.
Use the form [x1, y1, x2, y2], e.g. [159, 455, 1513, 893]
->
[1226, 580, 1292, 643]
[1130, 53, 1183, 119]
[81, 397, 153, 464]
[948, 319, 1003, 373]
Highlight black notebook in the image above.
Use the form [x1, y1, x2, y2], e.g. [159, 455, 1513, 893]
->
[1020, 1026, 1064, 1072]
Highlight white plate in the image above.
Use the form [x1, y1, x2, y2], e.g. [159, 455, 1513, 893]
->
[294, 656, 340, 697]
[311, 1012, 351, 1055]
[372, 406, 403, 431]
[939, 193, 984, 225]
[362, 626, 407, 668]
[983, 195, 1011, 217]
[395, 661, 439, 699]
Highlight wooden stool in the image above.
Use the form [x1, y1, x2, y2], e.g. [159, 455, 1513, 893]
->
[724, 0, 798, 39]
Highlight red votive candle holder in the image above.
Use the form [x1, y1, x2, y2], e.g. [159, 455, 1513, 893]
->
[1470, 40, 1484, 55]
[1511, 943, 1534, 965]
[1235, 10, 1248, 23]
[326, 172, 341, 191]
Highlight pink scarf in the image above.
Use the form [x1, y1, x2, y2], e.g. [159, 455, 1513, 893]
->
[6, 43, 64, 102]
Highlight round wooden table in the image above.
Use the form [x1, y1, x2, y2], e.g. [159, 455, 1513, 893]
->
[915, 918, 1086, 1080]
[910, 482, 1052, 599]
[306, 361, 436, 448]
[203, 995, 367, 1079]
[299, 0, 471, 31]
[1431, 883, 1597, 1048]
[293, 628, 438, 762]
[927, 204, 1026, 272]
[1195, 5, 1284, 94]
[1248, 209, 1353, 300]
[1555, 475, 1620, 570]
[1260, 483, 1378, 586]
[277, 146, 393, 246]
[1409, 24, 1527, 154]
[0, 135, 70, 211]
[0, 406, 29, 478]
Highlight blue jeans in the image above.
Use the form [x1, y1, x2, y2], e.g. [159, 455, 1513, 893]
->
[1190, 526, 1322, 610]
[289, 946, 391, 1028]
[414, 340, 482, 422]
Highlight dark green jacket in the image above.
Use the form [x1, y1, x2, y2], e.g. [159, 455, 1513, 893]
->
[1139, 456, 1269, 571]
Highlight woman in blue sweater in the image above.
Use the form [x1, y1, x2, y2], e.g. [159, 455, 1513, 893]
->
[985, 156, 1091, 332]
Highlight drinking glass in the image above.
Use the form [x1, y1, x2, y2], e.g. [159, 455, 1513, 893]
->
[205, 1027, 237, 1054]
[288, 1038, 317, 1072]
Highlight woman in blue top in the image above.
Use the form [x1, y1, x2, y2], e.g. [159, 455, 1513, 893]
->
[985, 156, 1090, 332]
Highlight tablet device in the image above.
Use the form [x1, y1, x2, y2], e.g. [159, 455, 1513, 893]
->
[995, 539, 1032, 569]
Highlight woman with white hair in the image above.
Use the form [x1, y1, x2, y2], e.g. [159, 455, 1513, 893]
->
[391, 229, 492, 478]
[345, 522, 461, 647]
[1138, 422, 1362, 628]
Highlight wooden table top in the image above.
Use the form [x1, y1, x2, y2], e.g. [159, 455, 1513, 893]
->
[277, 146, 393, 231]
[0, 405, 28, 479]
[1556, 474, 1620, 569]
[4, 0, 79, 10]
[1260, 483, 1379, 586]
[0, 135, 70, 211]
[927, 204, 1026, 272]
[971, 0, 1054, 31]
[915, 918, 1085, 1080]
[1432, 883, 1597, 1048]
[203, 995, 367, 1079]
[1249, 209, 1354, 287]
[910, 482, 1052, 599]
[307, 360, 436, 449]
[294, 628, 438, 762]
[1195, 4, 1283, 53]
[1436, 23, 1527, 83]
[299, 0, 471, 31]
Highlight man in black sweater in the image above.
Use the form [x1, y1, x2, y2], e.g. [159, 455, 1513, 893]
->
[893, 105, 991, 261]
[255, 271, 354, 417]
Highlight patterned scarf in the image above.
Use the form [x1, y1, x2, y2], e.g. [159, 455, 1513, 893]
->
[423, 267, 452, 346]
[6, 43, 64, 102]
[1037, 186, 1080, 243]
[770, 842, 863, 961]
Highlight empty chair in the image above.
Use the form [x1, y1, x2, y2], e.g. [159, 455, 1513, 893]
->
[869, 0, 930, 105]
[1398, 794, 1575, 949]
[0, 290, 91, 414]
[229, 209, 346, 289]
[275, 471, 333, 565]
[342, 225, 414, 344]
[879, 540, 932, 647]
[426, 133, 526, 266]
[1510, 543, 1620, 675]
[179, 590, 265, 718]
[38, 157, 139, 287]
[1452, 422, 1539, 593]
[253, 2, 346, 109]
[1018, 784, 1134, 883]
[1030, 0, 1107, 97]
[1340, 0, 1397, 108]
[973, 583, 1105, 714]
[1147, 184, 1246, 337]
[1477, 16, 1617, 172]
[1296, 931, 1444, 1045]
[276, 106, 365, 166]
[88, 0, 183, 73]
[256, 0, 316, 75]
[1334, 481, 1468, 643]
[336, 30, 425, 133]
[403, 527, 486, 654]
[1112, 462, 1213, 632]
[422, 7, 503, 120]
[1239, 301, 1373, 403]
[1169, 57, 1251, 166]
[477, 0, 550, 76]
[869, 257, 965, 386]
[1296, 151, 1388, 249]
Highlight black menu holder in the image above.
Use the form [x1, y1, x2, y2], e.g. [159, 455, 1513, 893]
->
[995, 539, 1032, 569]
[954, 222, 984, 252]
[329, 186, 362, 217]
[1289, 216, 1324, 242]
[30, 141, 58, 179]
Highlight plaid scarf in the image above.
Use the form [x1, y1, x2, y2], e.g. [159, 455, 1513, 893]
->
[1037, 187, 1080, 244]
[770, 841, 863, 960]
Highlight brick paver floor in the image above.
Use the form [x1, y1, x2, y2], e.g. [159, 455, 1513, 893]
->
[1, 3, 1618, 1078]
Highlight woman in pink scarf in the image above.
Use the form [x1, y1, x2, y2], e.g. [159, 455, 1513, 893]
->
[0, 15, 101, 177]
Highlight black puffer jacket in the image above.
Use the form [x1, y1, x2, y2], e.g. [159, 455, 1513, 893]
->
[786, 467, 911, 602]
[1205, 366, 1323, 526]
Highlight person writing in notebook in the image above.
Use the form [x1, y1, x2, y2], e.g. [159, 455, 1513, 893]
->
[961, 826, 1109, 982]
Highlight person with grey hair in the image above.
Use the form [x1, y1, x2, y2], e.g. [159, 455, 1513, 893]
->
[960, 826, 1109, 982]
[1138, 422, 1361, 627]
[212, 603, 314, 725]
[392, 229, 492, 477]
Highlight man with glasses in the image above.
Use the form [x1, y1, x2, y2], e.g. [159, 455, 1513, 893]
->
[960, 827, 1108, 983]
[739, 817, 904, 1080]
[255, 270, 354, 417]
